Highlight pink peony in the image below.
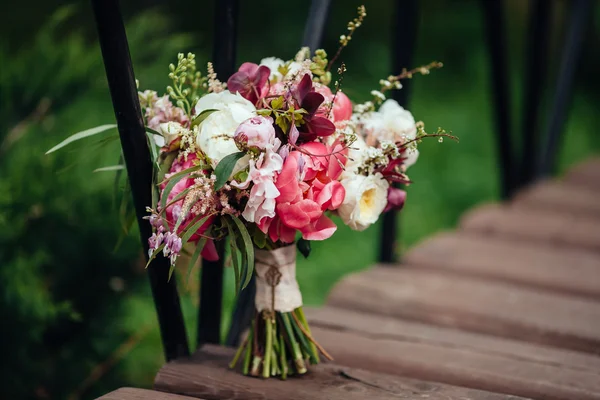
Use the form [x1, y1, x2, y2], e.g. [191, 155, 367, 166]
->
[234, 116, 276, 150]
[261, 144, 347, 243]
[332, 91, 352, 122]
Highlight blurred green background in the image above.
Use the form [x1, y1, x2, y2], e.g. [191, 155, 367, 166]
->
[1, 0, 599, 398]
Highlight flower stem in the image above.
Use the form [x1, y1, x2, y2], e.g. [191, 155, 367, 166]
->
[263, 316, 273, 379]
[242, 327, 253, 375]
[280, 312, 306, 374]
[295, 307, 320, 363]
[229, 334, 249, 369]
[279, 332, 288, 380]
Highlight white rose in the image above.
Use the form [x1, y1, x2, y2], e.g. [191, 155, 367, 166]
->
[194, 92, 256, 171]
[260, 57, 285, 81]
[378, 99, 417, 142]
[338, 173, 389, 231]
[156, 121, 186, 147]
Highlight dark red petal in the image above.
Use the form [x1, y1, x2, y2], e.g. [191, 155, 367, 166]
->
[301, 92, 324, 115]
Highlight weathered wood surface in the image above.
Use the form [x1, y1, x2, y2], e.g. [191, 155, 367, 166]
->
[154, 344, 523, 400]
[460, 204, 600, 253]
[306, 307, 600, 400]
[404, 232, 600, 299]
[327, 267, 600, 354]
[563, 158, 600, 191]
[97, 387, 200, 400]
[511, 180, 600, 218]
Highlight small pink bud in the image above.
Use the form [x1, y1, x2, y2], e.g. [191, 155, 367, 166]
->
[234, 116, 276, 150]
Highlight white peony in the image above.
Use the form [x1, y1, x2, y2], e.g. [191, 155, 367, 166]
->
[337, 173, 389, 231]
[194, 91, 256, 171]
[342, 134, 368, 178]
[403, 148, 419, 170]
[359, 99, 416, 145]
[260, 57, 285, 81]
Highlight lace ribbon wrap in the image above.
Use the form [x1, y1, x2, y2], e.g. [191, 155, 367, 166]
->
[254, 245, 303, 313]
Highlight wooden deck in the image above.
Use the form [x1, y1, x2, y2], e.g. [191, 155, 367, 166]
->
[99, 157, 600, 400]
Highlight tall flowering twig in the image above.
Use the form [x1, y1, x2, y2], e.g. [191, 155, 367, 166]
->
[326, 5, 367, 72]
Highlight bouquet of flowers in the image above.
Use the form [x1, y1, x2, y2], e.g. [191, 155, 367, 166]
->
[48, 5, 454, 380]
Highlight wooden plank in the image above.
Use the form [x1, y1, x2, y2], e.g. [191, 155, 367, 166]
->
[154, 344, 522, 400]
[326, 267, 600, 354]
[306, 306, 600, 400]
[459, 204, 600, 253]
[97, 387, 200, 400]
[511, 180, 600, 218]
[404, 232, 600, 299]
[564, 158, 600, 191]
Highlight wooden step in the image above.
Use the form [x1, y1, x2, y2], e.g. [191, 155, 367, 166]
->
[154, 344, 523, 400]
[97, 387, 200, 400]
[564, 158, 600, 191]
[403, 232, 600, 299]
[460, 204, 600, 253]
[326, 267, 600, 354]
[511, 180, 600, 218]
[306, 307, 600, 400]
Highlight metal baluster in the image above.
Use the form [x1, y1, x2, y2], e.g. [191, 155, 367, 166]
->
[519, 0, 552, 187]
[302, 0, 332, 53]
[91, 0, 189, 361]
[198, 0, 240, 348]
[379, 0, 418, 264]
[225, 0, 331, 347]
[537, 0, 592, 178]
[481, 0, 515, 199]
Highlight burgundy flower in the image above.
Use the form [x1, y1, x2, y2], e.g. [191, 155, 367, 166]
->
[227, 62, 270, 104]
[293, 74, 336, 142]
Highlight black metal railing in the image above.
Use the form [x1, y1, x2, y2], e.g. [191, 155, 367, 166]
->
[91, 0, 592, 361]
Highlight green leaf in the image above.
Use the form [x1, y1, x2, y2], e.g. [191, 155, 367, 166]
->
[46, 124, 117, 154]
[271, 96, 285, 110]
[146, 132, 159, 164]
[93, 165, 125, 173]
[213, 152, 245, 191]
[157, 152, 178, 183]
[297, 238, 311, 258]
[228, 230, 241, 294]
[228, 214, 254, 289]
[180, 214, 211, 244]
[186, 237, 207, 286]
[145, 126, 163, 137]
[146, 244, 166, 268]
[160, 186, 193, 215]
[159, 164, 204, 211]
[191, 109, 218, 127]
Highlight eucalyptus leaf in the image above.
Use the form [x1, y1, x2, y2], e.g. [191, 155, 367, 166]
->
[214, 152, 245, 191]
[93, 165, 125, 173]
[224, 219, 241, 294]
[46, 124, 117, 154]
[191, 108, 218, 127]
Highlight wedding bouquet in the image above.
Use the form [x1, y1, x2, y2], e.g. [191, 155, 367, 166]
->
[48, 5, 453, 379]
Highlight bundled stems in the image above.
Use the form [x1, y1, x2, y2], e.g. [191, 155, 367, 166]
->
[229, 307, 331, 379]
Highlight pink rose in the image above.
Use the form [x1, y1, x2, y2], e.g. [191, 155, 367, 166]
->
[234, 116, 276, 150]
